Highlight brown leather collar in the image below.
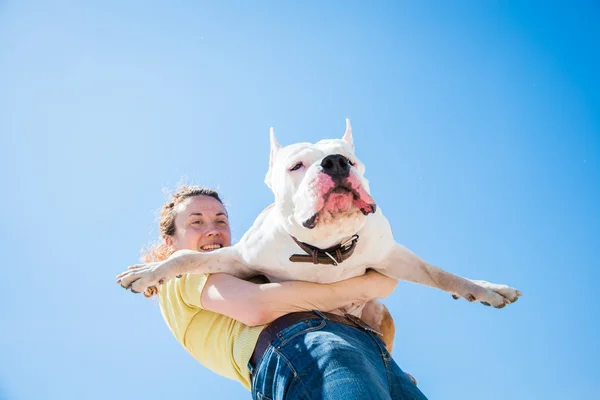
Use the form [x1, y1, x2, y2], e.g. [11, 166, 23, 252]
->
[289, 234, 359, 265]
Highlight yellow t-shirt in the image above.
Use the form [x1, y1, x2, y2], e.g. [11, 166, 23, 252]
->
[158, 273, 266, 390]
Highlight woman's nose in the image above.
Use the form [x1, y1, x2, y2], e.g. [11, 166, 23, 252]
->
[206, 225, 221, 237]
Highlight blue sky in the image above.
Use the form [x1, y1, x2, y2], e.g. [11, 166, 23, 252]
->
[1, 1, 598, 399]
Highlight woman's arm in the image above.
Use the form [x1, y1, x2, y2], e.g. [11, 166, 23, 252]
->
[200, 271, 398, 326]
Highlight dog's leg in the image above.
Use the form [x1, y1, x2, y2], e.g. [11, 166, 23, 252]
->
[377, 243, 522, 308]
[117, 247, 254, 294]
[360, 299, 395, 352]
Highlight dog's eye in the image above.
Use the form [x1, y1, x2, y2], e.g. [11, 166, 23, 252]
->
[348, 159, 356, 166]
[290, 162, 303, 171]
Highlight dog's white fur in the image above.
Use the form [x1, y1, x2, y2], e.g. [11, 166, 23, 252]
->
[119, 119, 521, 317]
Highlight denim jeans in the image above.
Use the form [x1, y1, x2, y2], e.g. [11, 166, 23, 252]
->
[249, 311, 428, 400]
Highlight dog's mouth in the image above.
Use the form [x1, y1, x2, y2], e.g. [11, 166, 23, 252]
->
[302, 184, 376, 229]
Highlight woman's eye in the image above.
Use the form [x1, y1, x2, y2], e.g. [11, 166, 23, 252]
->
[217, 220, 228, 225]
[192, 220, 203, 225]
[290, 162, 303, 171]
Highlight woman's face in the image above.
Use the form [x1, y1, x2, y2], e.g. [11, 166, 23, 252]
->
[166, 195, 231, 252]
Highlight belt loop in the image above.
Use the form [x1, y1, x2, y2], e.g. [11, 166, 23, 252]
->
[248, 361, 255, 376]
[312, 310, 329, 320]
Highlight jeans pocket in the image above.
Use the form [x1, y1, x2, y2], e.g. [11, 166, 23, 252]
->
[277, 319, 327, 350]
[257, 392, 272, 400]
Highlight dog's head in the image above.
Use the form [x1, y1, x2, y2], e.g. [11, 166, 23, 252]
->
[265, 119, 376, 245]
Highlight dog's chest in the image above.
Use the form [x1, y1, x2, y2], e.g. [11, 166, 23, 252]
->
[260, 258, 368, 283]
[238, 207, 395, 283]
[241, 238, 382, 284]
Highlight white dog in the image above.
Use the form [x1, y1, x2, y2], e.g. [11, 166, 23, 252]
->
[118, 119, 521, 348]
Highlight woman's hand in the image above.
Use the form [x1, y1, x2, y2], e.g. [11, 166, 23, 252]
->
[361, 269, 399, 300]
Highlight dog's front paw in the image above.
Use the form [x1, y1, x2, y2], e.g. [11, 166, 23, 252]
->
[116, 261, 176, 294]
[474, 280, 522, 305]
[453, 281, 522, 309]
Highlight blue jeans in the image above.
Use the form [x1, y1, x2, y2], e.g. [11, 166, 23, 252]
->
[249, 311, 428, 400]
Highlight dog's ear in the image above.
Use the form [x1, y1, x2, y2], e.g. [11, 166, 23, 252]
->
[269, 127, 281, 167]
[265, 127, 281, 189]
[342, 118, 353, 150]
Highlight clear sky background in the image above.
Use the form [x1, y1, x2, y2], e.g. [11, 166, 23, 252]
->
[1, 1, 598, 399]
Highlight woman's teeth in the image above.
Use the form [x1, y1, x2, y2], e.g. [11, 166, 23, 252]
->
[200, 244, 222, 251]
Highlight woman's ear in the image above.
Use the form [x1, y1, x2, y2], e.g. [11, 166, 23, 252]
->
[165, 236, 173, 247]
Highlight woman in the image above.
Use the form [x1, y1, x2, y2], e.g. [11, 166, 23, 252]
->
[128, 185, 427, 399]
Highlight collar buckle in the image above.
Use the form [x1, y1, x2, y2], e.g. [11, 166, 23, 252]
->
[341, 234, 359, 249]
[289, 234, 360, 266]
[323, 251, 339, 266]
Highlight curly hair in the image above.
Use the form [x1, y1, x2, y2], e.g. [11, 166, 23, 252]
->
[140, 185, 224, 297]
